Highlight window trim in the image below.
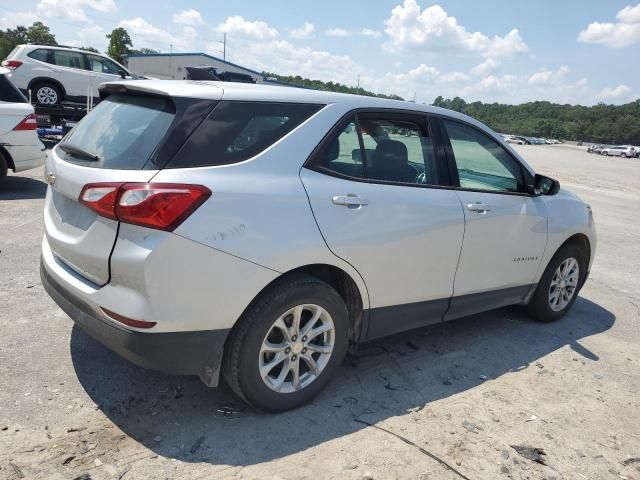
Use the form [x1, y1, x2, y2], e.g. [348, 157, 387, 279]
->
[432, 114, 537, 197]
[305, 107, 450, 189]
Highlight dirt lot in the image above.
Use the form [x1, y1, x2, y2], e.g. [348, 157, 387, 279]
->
[1, 145, 639, 480]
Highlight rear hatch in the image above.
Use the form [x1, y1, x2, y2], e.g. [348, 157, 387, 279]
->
[44, 88, 218, 285]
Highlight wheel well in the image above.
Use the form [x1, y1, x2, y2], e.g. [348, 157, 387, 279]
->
[0, 146, 15, 171]
[558, 234, 591, 280]
[237, 264, 365, 347]
[27, 77, 66, 98]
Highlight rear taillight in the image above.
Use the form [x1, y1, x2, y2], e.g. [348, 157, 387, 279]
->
[1, 59, 23, 70]
[78, 183, 211, 231]
[14, 113, 37, 131]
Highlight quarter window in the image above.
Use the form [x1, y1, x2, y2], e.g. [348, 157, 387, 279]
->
[28, 49, 50, 63]
[167, 102, 323, 168]
[52, 51, 85, 69]
[444, 120, 524, 193]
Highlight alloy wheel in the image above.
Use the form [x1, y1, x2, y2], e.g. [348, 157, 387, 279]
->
[36, 86, 58, 104]
[259, 304, 335, 393]
[548, 257, 579, 311]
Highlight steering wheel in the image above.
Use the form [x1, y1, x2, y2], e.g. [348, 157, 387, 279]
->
[415, 171, 428, 184]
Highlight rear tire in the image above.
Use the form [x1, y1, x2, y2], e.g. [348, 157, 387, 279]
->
[527, 243, 587, 322]
[33, 82, 62, 105]
[222, 274, 349, 412]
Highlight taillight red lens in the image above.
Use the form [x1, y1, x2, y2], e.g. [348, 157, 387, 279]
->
[78, 182, 211, 231]
[101, 308, 157, 329]
[116, 183, 211, 231]
[78, 182, 123, 220]
[1, 59, 23, 70]
[14, 113, 37, 131]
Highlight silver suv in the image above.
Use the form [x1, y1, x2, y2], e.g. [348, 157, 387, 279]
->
[601, 145, 637, 157]
[3, 44, 134, 105]
[41, 80, 596, 412]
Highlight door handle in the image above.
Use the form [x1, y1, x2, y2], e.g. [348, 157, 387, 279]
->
[332, 195, 369, 208]
[467, 202, 490, 213]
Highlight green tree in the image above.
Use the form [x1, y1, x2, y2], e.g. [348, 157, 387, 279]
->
[0, 26, 27, 59]
[80, 46, 99, 53]
[106, 27, 132, 64]
[129, 47, 159, 54]
[26, 21, 57, 45]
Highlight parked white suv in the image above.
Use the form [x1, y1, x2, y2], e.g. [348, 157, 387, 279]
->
[0, 67, 46, 182]
[601, 145, 637, 158]
[41, 81, 596, 412]
[2, 45, 135, 105]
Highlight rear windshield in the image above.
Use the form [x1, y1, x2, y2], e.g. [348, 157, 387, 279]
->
[167, 101, 323, 168]
[0, 74, 28, 103]
[60, 94, 175, 169]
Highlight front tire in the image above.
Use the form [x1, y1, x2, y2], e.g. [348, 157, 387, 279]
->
[222, 274, 349, 412]
[527, 243, 586, 322]
[34, 82, 62, 105]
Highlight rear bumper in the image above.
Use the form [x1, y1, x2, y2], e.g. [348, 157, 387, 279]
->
[4, 143, 46, 172]
[41, 258, 229, 386]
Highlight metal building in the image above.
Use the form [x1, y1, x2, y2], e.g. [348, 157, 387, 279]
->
[124, 52, 269, 83]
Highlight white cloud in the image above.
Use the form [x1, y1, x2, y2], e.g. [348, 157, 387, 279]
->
[528, 65, 570, 85]
[290, 22, 315, 39]
[383, 0, 528, 57]
[325, 27, 351, 37]
[63, 24, 107, 50]
[172, 9, 203, 26]
[217, 16, 279, 40]
[360, 28, 382, 38]
[118, 17, 188, 50]
[0, 12, 40, 29]
[578, 3, 640, 48]
[470, 58, 500, 76]
[36, 0, 116, 22]
[599, 84, 636, 102]
[617, 4, 640, 23]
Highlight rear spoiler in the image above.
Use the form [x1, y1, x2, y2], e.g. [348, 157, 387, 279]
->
[98, 80, 224, 102]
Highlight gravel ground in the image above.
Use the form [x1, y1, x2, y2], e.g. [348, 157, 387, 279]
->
[0, 145, 639, 480]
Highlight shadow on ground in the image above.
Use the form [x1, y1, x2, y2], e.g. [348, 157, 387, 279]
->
[70, 296, 613, 466]
[0, 175, 46, 200]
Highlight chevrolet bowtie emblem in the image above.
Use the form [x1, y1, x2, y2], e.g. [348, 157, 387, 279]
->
[45, 172, 56, 186]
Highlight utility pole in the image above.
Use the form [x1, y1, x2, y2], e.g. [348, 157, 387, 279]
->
[219, 33, 226, 61]
[169, 44, 173, 79]
[356, 75, 360, 95]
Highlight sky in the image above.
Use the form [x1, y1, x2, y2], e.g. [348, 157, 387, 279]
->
[1, 0, 639, 105]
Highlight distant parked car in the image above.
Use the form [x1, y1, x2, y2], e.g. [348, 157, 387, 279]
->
[2, 45, 138, 105]
[601, 145, 637, 158]
[506, 136, 525, 145]
[0, 67, 46, 183]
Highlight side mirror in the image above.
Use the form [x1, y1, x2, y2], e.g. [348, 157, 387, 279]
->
[119, 71, 127, 79]
[534, 174, 560, 196]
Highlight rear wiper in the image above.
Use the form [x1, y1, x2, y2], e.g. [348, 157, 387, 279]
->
[57, 143, 100, 162]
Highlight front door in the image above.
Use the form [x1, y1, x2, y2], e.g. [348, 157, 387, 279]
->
[300, 112, 465, 339]
[439, 119, 548, 320]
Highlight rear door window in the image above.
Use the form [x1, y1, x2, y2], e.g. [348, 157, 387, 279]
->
[52, 50, 85, 69]
[59, 94, 175, 169]
[168, 101, 322, 168]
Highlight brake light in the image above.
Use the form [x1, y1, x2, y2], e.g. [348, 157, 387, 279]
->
[78, 182, 211, 231]
[13, 113, 38, 131]
[1, 59, 23, 70]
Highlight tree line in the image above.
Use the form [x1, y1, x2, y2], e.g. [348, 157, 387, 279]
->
[433, 96, 640, 145]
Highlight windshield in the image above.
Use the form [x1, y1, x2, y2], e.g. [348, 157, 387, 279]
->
[60, 94, 175, 169]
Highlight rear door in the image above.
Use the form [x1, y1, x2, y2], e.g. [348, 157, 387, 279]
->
[49, 49, 95, 99]
[301, 111, 465, 339]
[43, 93, 179, 285]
